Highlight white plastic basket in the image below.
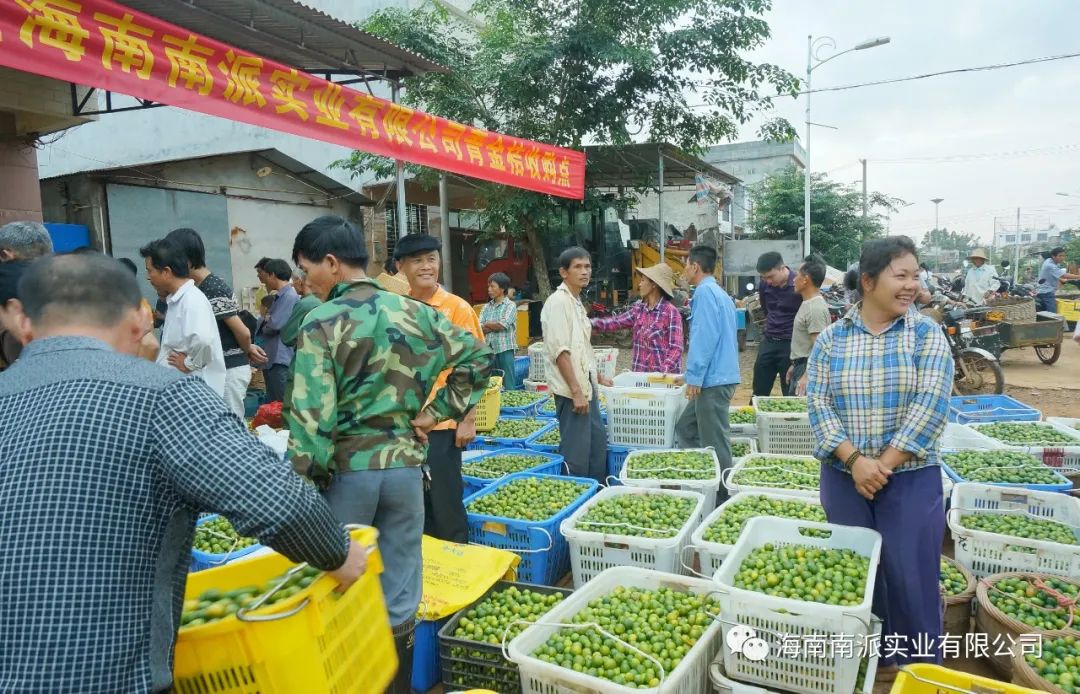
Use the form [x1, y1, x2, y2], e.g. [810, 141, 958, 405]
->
[947, 482, 1080, 578]
[528, 342, 547, 382]
[712, 517, 883, 694]
[601, 372, 688, 449]
[594, 347, 619, 381]
[967, 421, 1080, 476]
[751, 397, 814, 456]
[730, 437, 758, 462]
[941, 470, 953, 511]
[507, 567, 724, 694]
[560, 485, 706, 587]
[728, 406, 758, 437]
[620, 447, 722, 512]
[523, 378, 548, 393]
[940, 423, 1003, 450]
[690, 492, 825, 578]
[722, 454, 820, 499]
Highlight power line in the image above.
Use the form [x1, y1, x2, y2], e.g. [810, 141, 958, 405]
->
[873, 142, 1080, 164]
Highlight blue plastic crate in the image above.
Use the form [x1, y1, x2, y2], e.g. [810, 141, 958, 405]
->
[461, 448, 565, 498]
[411, 617, 447, 692]
[513, 355, 530, 389]
[472, 416, 557, 450]
[499, 391, 550, 417]
[606, 445, 635, 485]
[464, 472, 599, 585]
[940, 449, 1073, 493]
[948, 395, 1041, 424]
[190, 514, 263, 572]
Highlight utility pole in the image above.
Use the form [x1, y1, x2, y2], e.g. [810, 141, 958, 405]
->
[1014, 207, 1021, 284]
[860, 158, 867, 220]
[931, 198, 944, 233]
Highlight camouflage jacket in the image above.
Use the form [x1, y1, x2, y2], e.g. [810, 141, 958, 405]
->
[284, 279, 491, 483]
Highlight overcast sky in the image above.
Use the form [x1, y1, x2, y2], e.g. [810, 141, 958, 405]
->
[734, 0, 1080, 245]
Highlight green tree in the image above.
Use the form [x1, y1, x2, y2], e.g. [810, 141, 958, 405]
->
[339, 0, 798, 296]
[749, 166, 904, 268]
[921, 228, 979, 255]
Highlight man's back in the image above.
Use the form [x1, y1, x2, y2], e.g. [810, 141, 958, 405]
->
[686, 278, 740, 387]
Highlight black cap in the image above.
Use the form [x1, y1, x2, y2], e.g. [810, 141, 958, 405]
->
[0, 261, 30, 305]
[393, 233, 442, 260]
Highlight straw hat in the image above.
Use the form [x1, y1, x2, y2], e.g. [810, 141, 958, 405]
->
[968, 248, 989, 261]
[636, 264, 676, 299]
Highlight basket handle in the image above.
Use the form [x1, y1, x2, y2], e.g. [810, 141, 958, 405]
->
[197, 526, 244, 565]
[575, 519, 682, 536]
[603, 474, 621, 487]
[679, 543, 711, 579]
[895, 666, 1006, 694]
[721, 466, 736, 492]
[470, 526, 554, 554]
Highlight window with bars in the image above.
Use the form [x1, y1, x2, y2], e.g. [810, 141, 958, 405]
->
[385, 203, 430, 255]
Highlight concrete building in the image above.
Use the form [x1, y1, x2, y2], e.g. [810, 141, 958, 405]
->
[702, 140, 806, 233]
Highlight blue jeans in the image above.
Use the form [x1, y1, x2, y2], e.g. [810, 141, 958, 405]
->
[1036, 292, 1057, 313]
[322, 466, 424, 627]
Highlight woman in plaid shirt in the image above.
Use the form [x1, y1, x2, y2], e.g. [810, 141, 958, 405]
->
[592, 264, 684, 373]
[479, 272, 519, 389]
[807, 236, 953, 681]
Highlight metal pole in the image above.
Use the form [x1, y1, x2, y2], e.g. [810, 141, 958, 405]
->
[860, 158, 867, 221]
[803, 34, 812, 258]
[439, 172, 452, 292]
[392, 82, 408, 242]
[658, 147, 665, 265]
[1014, 207, 1021, 284]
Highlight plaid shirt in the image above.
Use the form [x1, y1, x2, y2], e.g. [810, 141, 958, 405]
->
[479, 297, 517, 354]
[807, 306, 953, 473]
[592, 297, 684, 373]
[0, 337, 349, 692]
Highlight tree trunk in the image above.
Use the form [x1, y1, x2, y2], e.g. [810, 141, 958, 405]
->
[522, 218, 553, 299]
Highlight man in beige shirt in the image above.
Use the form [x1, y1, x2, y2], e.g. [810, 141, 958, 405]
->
[541, 247, 608, 483]
[787, 255, 832, 396]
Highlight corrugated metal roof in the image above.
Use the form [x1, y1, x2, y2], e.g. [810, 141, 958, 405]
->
[584, 143, 740, 188]
[118, 0, 446, 77]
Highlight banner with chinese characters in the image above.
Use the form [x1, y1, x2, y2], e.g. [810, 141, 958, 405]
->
[0, 0, 586, 199]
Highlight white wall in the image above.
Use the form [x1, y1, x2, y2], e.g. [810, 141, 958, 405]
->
[630, 191, 728, 237]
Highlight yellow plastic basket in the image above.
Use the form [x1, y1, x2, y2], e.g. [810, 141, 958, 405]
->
[474, 375, 503, 432]
[173, 526, 396, 694]
[890, 664, 1044, 694]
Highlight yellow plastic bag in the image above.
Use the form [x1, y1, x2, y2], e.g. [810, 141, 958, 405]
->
[416, 535, 520, 620]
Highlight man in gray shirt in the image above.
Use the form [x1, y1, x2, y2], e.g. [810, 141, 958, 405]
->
[787, 255, 832, 396]
[258, 258, 300, 402]
[1035, 247, 1080, 313]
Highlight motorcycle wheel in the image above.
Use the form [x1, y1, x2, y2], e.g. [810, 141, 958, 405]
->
[1035, 342, 1061, 365]
[953, 352, 1005, 395]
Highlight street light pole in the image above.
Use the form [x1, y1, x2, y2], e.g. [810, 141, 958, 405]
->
[803, 35, 890, 258]
[931, 198, 944, 233]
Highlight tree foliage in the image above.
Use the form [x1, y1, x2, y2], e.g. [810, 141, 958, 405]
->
[338, 0, 798, 296]
[922, 228, 979, 254]
[749, 166, 904, 268]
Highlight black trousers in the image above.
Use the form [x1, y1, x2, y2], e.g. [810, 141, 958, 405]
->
[423, 430, 468, 543]
[786, 358, 808, 396]
[753, 337, 792, 397]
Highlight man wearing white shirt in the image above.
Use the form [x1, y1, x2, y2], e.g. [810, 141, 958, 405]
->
[140, 238, 226, 397]
[962, 248, 999, 306]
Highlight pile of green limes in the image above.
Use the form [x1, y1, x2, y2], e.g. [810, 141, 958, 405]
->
[467, 477, 590, 521]
[463, 453, 550, 479]
[1024, 636, 1080, 692]
[501, 391, 548, 408]
[959, 512, 1078, 546]
[180, 565, 322, 628]
[531, 585, 719, 688]
[756, 398, 808, 413]
[731, 441, 752, 458]
[624, 451, 716, 481]
[732, 543, 870, 606]
[574, 492, 697, 539]
[702, 495, 827, 546]
[939, 559, 969, 597]
[534, 429, 561, 446]
[943, 450, 1064, 485]
[193, 517, 257, 555]
[730, 407, 757, 425]
[486, 418, 548, 440]
[975, 422, 1080, 446]
[731, 456, 820, 491]
[987, 576, 1080, 631]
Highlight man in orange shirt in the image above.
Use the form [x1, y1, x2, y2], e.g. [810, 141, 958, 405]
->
[397, 234, 483, 543]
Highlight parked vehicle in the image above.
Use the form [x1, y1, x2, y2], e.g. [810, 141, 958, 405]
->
[924, 292, 1005, 395]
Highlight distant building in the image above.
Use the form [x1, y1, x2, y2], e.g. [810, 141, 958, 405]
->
[702, 140, 806, 234]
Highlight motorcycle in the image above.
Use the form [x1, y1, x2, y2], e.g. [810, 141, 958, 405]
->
[924, 292, 1005, 395]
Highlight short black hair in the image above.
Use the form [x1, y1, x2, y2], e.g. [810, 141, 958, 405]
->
[1050, 247, 1066, 257]
[756, 251, 784, 274]
[292, 215, 368, 269]
[139, 238, 190, 278]
[165, 227, 206, 269]
[260, 295, 275, 308]
[688, 245, 717, 274]
[799, 255, 826, 288]
[383, 256, 397, 275]
[489, 272, 511, 291]
[117, 258, 138, 275]
[69, 246, 100, 256]
[264, 259, 292, 281]
[919, 262, 930, 271]
[558, 247, 590, 271]
[20, 254, 142, 327]
[255, 257, 272, 271]
[852, 236, 918, 295]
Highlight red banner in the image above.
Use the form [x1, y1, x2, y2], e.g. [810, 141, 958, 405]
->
[0, 0, 585, 198]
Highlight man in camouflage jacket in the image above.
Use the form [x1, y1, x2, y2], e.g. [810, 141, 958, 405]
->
[284, 216, 490, 693]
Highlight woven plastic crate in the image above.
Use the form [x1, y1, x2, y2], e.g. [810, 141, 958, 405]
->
[940, 423, 1002, 450]
[190, 514, 263, 572]
[712, 517, 883, 694]
[412, 617, 447, 692]
[606, 444, 634, 484]
[968, 421, 1080, 476]
[948, 395, 1041, 424]
[722, 453, 820, 499]
[438, 581, 572, 693]
[472, 416, 558, 451]
[507, 567, 724, 694]
[751, 397, 814, 456]
[1048, 416, 1080, 433]
[690, 492, 825, 578]
[619, 447, 722, 512]
[602, 372, 688, 448]
[594, 347, 619, 380]
[173, 527, 395, 694]
[730, 437, 758, 461]
[464, 472, 599, 585]
[461, 448, 565, 499]
[560, 486, 706, 587]
[523, 378, 549, 393]
[473, 375, 504, 432]
[528, 342, 547, 382]
[728, 406, 758, 437]
[513, 355, 530, 389]
[940, 448, 1072, 493]
[986, 296, 1037, 323]
[947, 482, 1080, 578]
[499, 390, 550, 417]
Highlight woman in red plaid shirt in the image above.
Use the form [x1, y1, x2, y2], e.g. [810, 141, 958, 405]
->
[592, 264, 684, 373]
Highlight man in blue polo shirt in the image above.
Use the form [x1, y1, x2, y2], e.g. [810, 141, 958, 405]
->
[676, 244, 740, 501]
[753, 251, 802, 396]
